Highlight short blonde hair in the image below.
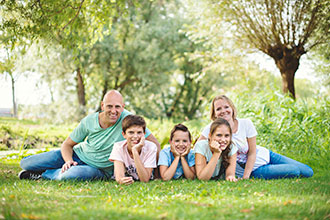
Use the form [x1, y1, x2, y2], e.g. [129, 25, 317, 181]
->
[210, 95, 237, 121]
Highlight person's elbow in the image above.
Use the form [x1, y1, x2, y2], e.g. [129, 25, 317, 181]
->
[186, 175, 195, 180]
[140, 177, 150, 183]
[161, 175, 172, 181]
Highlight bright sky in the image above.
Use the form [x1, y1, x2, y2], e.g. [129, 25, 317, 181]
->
[0, 73, 52, 108]
[0, 52, 317, 109]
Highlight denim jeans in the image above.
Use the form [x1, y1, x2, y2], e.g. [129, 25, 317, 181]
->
[235, 151, 313, 179]
[20, 149, 106, 181]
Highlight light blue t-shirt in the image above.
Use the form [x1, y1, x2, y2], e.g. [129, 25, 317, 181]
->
[71, 109, 151, 177]
[158, 146, 195, 179]
[194, 140, 237, 178]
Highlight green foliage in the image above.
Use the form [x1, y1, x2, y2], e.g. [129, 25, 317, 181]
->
[1, 163, 329, 219]
[229, 91, 330, 171]
[0, 117, 75, 151]
[0, 0, 137, 49]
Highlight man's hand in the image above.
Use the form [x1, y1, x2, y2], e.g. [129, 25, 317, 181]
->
[61, 160, 78, 173]
[210, 140, 221, 153]
[132, 136, 145, 153]
[119, 176, 134, 185]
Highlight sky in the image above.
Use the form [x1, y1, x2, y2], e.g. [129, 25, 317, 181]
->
[0, 73, 52, 108]
[0, 52, 317, 109]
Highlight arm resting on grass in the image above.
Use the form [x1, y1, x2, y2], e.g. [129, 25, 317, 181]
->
[243, 136, 257, 179]
[114, 160, 134, 185]
[195, 152, 220, 180]
[132, 148, 153, 183]
[159, 156, 180, 181]
[181, 156, 196, 180]
[225, 153, 237, 182]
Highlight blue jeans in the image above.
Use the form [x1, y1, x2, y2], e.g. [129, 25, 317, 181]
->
[236, 151, 313, 179]
[20, 149, 106, 181]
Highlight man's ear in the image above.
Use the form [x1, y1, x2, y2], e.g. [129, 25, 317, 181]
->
[101, 101, 104, 111]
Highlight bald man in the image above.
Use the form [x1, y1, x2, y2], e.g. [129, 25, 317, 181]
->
[19, 90, 161, 181]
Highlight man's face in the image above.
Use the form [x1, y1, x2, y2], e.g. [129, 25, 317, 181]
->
[101, 93, 124, 126]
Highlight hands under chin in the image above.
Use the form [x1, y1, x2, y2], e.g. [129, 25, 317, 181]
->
[210, 141, 222, 153]
[132, 136, 145, 152]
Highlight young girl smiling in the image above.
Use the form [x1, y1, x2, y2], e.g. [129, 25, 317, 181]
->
[195, 118, 237, 181]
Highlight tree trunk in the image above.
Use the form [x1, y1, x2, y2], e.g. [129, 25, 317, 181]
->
[76, 67, 86, 116]
[269, 47, 303, 100]
[9, 73, 17, 118]
[96, 78, 109, 112]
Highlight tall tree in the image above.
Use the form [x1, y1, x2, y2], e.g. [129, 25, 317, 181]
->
[207, 0, 330, 99]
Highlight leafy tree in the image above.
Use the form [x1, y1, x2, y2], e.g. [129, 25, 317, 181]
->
[0, 0, 138, 49]
[205, 0, 330, 99]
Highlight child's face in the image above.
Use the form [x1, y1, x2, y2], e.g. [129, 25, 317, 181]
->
[170, 130, 191, 154]
[123, 126, 145, 147]
[209, 125, 231, 150]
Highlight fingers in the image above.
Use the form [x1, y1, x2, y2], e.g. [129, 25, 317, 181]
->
[226, 176, 237, 182]
[61, 161, 78, 173]
[210, 141, 221, 153]
[170, 145, 180, 157]
[120, 177, 134, 185]
[139, 136, 145, 145]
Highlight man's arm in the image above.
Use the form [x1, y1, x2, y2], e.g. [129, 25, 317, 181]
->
[60, 137, 78, 172]
[146, 133, 161, 158]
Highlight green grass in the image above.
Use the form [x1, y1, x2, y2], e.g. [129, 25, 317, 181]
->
[1, 163, 329, 220]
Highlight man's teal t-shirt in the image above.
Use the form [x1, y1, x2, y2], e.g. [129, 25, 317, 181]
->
[70, 109, 151, 177]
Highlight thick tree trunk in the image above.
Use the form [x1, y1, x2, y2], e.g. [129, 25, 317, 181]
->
[10, 73, 17, 118]
[269, 46, 303, 100]
[76, 67, 86, 116]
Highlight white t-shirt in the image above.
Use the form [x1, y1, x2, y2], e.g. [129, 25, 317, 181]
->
[109, 140, 157, 180]
[201, 118, 269, 170]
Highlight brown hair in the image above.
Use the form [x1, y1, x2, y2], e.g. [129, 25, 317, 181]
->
[170, 124, 192, 141]
[210, 95, 237, 121]
[209, 118, 233, 169]
[122, 115, 146, 133]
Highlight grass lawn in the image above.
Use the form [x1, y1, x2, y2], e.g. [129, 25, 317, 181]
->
[1, 162, 329, 220]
